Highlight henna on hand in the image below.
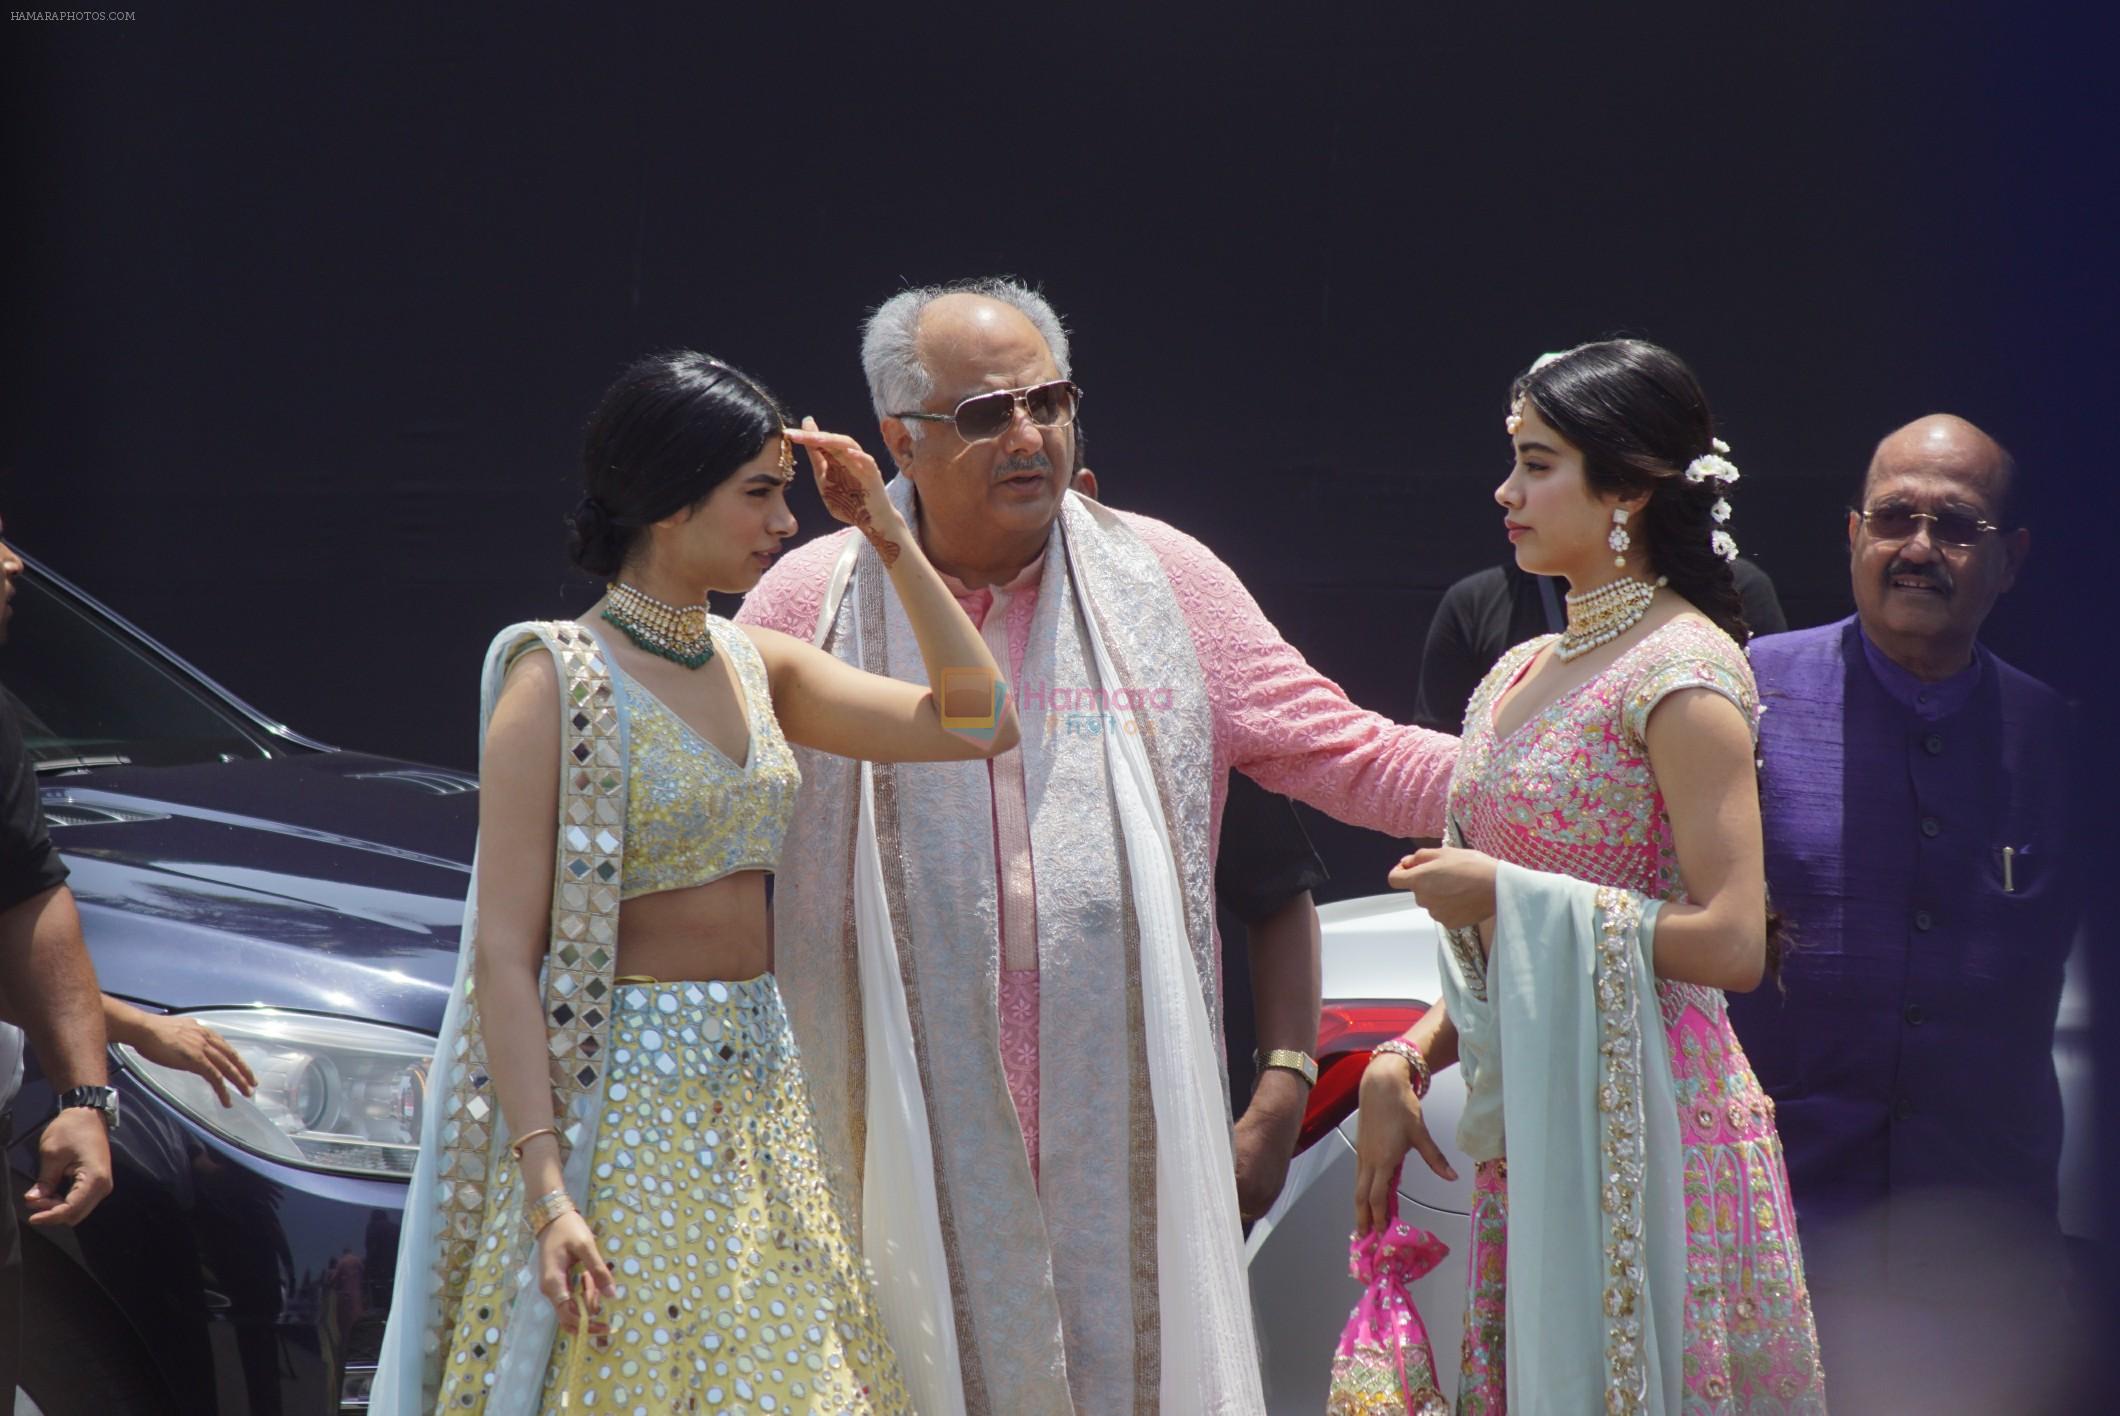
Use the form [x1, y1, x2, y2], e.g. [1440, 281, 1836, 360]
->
[819, 454, 900, 566]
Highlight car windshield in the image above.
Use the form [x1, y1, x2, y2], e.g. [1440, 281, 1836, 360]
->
[3, 573, 270, 772]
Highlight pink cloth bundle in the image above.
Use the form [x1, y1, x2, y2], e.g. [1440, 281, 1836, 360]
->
[1325, 1176, 1452, 1416]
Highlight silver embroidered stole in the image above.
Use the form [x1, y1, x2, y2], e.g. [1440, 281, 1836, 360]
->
[772, 484, 1256, 1414]
[372, 620, 625, 1415]
[1436, 862, 1686, 1415]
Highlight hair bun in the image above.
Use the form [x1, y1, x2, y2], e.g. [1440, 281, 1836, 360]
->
[571, 494, 611, 539]
[566, 493, 627, 577]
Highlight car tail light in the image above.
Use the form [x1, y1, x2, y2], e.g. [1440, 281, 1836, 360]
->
[1294, 999, 1428, 1154]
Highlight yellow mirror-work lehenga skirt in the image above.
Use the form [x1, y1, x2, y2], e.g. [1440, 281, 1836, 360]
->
[533, 976, 908, 1413]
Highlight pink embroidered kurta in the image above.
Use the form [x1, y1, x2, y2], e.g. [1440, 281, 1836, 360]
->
[1450, 617, 1827, 1414]
[737, 509, 1456, 1176]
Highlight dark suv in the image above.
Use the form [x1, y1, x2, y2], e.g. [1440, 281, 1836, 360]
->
[5, 554, 476, 1416]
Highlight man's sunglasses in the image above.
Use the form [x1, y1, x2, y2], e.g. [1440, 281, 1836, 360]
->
[892, 380, 1082, 443]
[1853, 505, 2007, 548]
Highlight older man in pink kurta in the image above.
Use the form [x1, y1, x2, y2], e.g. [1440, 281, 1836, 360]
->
[738, 278, 1454, 1415]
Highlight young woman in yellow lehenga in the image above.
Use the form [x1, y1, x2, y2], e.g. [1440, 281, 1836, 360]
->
[372, 351, 1018, 1414]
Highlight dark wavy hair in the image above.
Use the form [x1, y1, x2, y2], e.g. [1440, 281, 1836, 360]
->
[565, 351, 790, 578]
[1512, 338, 1786, 982]
[1512, 339, 1747, 645]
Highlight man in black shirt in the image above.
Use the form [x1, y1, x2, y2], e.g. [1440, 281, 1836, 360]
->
[0, 526, 116, 1399]
[1214, 770, 1328, 1220]
[1412, 556, 1788, 733]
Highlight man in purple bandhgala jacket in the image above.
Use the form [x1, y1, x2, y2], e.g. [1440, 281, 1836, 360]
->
[1729, 413, 2086, 1411]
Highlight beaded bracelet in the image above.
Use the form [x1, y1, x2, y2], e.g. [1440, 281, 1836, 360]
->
[524, 1187, 577, 1236]
[1373, 1038, 1431, 1099]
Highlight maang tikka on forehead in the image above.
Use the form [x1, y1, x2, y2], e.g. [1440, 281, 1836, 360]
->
[699, 354, 796, 481]
[1505, 352, 1567, 437]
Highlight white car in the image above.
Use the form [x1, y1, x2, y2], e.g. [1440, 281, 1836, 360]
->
[1244, 893, 2097, 1414]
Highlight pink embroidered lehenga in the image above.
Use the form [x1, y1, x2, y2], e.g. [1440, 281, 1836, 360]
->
[1448, 617, 1826, 1413]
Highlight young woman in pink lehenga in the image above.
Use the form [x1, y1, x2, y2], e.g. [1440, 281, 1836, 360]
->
[1351, 341, 1827, 1414]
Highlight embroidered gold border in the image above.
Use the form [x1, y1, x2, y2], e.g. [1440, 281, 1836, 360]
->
[1116, 876, 1162, 1411]
[1593, 886, 1650, 1414]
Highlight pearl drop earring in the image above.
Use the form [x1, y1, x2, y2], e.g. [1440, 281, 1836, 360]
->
[1608, 507, 1632, 566]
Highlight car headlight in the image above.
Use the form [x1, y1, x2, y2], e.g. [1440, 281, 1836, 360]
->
[117, 1009, 434, 1179]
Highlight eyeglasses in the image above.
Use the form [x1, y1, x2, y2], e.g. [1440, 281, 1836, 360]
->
[1853, 505, 2007, 548]
[892, 380, 1082, 443]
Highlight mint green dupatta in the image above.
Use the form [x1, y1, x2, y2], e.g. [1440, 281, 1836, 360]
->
[372, 620, 626, 1414]
[1437, 860, 1687, 1415]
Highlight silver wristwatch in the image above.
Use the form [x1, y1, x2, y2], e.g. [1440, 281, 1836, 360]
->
[56, 1085, 120, 1133]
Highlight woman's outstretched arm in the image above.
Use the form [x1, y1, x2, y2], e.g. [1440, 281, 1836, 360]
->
[747, 423, 1019, 764]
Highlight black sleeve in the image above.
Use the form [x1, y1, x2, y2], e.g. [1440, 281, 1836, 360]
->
[1733, 558, 1789, 637]
[1412, 576, 1487, 734]
[1214, 772, 1329, 927]
[0, 688, 66, 915]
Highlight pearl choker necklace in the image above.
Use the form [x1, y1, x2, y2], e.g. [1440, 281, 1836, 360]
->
[1554, 575, 1664, 661]
[603, 582, 715, 670]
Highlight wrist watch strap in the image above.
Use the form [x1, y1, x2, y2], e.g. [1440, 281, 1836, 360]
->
[1255, 1048, 1319, 1088]
[56, 1084, 120, 1132]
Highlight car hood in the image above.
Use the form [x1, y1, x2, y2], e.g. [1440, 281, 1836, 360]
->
[43, 752, 479, 1033]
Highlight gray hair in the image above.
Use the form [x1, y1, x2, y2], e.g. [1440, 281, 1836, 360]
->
[860, 276, 1072, 437]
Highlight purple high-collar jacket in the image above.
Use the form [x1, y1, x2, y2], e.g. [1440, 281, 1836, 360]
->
[1728, 616, 2079, 1231]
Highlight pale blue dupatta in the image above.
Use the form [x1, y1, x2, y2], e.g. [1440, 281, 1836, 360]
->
[372, 621, 631, 1415]
[1437, 861, 1686, 1416]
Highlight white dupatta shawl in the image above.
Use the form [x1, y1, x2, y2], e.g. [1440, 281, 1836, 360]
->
[1437, 861, 1687, 1416]
[808, 481, 1263, 1414]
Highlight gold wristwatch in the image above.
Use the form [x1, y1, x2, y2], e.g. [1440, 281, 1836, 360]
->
[1255, 1048, 1319, 1088]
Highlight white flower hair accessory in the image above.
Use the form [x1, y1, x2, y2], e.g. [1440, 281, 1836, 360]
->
[1685, 451, 1740, 485]
[1687, 437, 1741, 561]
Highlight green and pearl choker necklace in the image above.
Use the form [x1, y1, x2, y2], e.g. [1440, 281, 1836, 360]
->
[602, 582, 715, 670]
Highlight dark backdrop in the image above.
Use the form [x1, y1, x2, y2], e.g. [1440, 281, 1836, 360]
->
[1, 2, 2105, 904]
[6, 5, 2115, 1391]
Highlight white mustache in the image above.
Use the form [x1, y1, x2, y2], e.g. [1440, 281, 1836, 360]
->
[994, 454, 1052, 480]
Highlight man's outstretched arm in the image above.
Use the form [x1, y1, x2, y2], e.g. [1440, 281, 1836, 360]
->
[1132, 514, 1460, 840]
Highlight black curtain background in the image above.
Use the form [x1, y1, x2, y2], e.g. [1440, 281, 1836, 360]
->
[2, 2, 2107, 906]
[4, 4, 2116, 1394]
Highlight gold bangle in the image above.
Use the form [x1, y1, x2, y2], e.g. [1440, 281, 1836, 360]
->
[1373, 1038, 1430, 1099]
[509, 1125, 562, 1160]
[1256, 1048, 1319, 1088]
[524, 1187, 577, 1236]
